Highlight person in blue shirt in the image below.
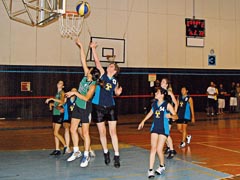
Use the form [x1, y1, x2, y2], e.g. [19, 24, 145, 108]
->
[63, 88, 77, 154]
[138, 87, 178, 178]
[161, 78, 178, 159]
[176, 86, 195, 148]
[90, 42, 122, 168]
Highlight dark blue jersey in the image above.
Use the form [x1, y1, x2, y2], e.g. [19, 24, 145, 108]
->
[177, 95, 191, 120]
[92, 73, 117, 107]
[63, 97, 76, 121]
[150, 100, 169, 136]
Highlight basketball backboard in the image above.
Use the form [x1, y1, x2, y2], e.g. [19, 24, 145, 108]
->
[88, 37, 125, 63]
[2, 0, 66, 26]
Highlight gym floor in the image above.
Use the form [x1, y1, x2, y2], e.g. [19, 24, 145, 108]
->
[0, 112, 240, 180]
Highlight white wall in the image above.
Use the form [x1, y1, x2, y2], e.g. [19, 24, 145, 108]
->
[0, 0, 240, 69]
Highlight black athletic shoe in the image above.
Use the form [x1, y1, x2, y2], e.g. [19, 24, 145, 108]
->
[63, 147, 67, 154]
[167, 150, 176, 159]
[104, 152, 110, 165]
[54, 150, 61, 156]
[113, 155, 120, 168]
[50, 150, 57, 155]
[172, 150, 177, 155]
[164, 147, 170, 154]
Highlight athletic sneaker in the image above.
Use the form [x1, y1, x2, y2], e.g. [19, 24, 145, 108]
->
[155, 165, 165, 175]
[113, 155, 120, 168]
[164, 147, 170, 154]
[167, 150, 176, 159]
[80, 155, 90, 168]
[104, 151, 111, 165]
[89, 150, 96, 157]
[63, 147, 67, 154]
[179, 141, 186, 148]
[147, 169, 155, 178]
[54, 150, 61, 156]
[49, 150, 58, 155]
[186, 135, 192, 144]
[67, 151, 82, 162]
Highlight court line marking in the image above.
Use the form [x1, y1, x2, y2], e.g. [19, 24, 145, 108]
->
[191, 161, 207, 164]
[196, 143, 240, 153]
[223, 164, 240, 166]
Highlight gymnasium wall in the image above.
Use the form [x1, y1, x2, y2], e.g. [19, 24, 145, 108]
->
[0, 65, 238, 119]
[1, 0, 240, 69]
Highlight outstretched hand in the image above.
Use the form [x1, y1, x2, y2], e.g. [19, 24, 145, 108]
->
[65, 91, 75, 98]
[45, 98, 52, 104]
[138, 121, 144, 130]
[90, 42, 98, 49]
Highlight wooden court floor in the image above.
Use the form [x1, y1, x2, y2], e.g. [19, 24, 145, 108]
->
[0, 112, 240, 179]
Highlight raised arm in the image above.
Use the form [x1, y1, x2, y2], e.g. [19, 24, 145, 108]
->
[65, 84, 96, 102]
[168, 91, 179, 112]
[75, 38, 89, 76]
[90, 42, 105, 76]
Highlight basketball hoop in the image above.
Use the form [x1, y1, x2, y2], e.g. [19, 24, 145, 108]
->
[59, 12, 84, 39]
[106, 55, 116, 63]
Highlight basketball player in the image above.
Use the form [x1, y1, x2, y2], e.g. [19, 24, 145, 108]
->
[45, 80, 67, 156]
[63, 88, 78, 154]
[90, 42, 122, 168]
[65, 38, 100, 168]
[160, 78, 179, 159]
[64, 88, 96, 157]
[176, 86, 195, 148]
[138, 88, 178, 178]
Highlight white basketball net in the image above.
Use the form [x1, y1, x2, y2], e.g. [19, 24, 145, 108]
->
[59, 13, 84, 38]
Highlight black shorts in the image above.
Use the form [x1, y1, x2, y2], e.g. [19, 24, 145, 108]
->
[71, 102, 92, 124]
[92, 104, 118, 123]
[207, 98, 215, 107]
[168, 118, 173, 125]
[52, 114, 64, 124]
[176, 119, 189, 124]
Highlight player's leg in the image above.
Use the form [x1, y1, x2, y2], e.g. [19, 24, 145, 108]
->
[166, 124, 176, 159]
[155, 134, 167, 175]
[63, 122, 71, 153]
[148, 133, 158, 178]
[80, 122, 91, 167]
[67, 118, 82, 162]
[53, 123, 66, 152]
[96, 121, 110, 165]
[108, 120, 120, 168]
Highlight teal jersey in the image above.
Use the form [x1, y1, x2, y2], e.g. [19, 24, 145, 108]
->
[53, 90, 64, 115]
[75, 76, 96, 109]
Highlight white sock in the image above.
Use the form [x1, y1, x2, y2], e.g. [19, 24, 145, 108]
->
[115, 152, 119, 156]
[103, 149, 108, 154]
[73, 147, 79, 153]
[84, 151, 89, 157]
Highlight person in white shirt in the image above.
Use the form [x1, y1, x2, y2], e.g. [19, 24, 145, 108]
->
[206, 82, 217, 116]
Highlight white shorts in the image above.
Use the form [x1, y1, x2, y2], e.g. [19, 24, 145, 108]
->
[218, 99, 225, 108]
[230, 97, 237, 106]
